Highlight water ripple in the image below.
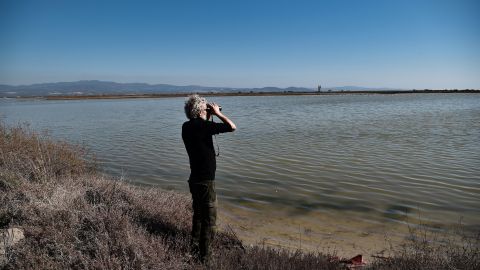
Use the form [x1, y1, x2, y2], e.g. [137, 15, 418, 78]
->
[2, 94, 480, 229]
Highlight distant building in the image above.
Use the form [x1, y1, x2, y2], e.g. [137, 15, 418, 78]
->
[317, 85, 321, 92]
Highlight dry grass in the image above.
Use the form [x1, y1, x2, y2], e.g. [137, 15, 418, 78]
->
[1, 122, 478, 269]
[0, 123, 191, 269]
[0, 123, 95, 185]
[370, 223, 480, 270]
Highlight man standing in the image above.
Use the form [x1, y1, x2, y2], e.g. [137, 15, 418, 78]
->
[182, 94, 236, 264]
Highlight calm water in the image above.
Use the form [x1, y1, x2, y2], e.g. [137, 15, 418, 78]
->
[1, 93, 479, 243]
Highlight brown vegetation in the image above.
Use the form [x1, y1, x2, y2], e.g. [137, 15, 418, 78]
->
[1, 122, 478, 269]
[369, 224, 480, 270]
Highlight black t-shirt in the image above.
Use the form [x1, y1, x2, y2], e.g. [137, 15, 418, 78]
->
[182, 118, 233, 182]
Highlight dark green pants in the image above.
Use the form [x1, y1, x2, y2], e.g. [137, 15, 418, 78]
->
[189, 180, 217, 262]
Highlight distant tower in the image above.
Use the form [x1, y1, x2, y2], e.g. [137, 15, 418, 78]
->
[317, 85, 322, 92]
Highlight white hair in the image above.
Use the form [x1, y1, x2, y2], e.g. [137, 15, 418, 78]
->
[184, 94, 207, 119]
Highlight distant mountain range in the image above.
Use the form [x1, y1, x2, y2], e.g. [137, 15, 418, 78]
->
[0, 80, 402, 97]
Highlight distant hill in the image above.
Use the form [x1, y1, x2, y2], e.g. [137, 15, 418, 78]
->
[0, 81, 213, 97]
[0, 80, 404, 97]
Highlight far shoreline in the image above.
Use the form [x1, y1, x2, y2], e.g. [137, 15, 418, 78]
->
[10, 89, 480, 100]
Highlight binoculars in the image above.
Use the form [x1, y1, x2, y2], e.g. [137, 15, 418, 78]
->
[206, 105, 222, 112]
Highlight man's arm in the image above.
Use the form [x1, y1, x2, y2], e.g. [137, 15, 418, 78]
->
[209, 102, 236, 131]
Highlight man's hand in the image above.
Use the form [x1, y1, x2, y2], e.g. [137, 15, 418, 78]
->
[208, 102, 222, 116]
[208, 102, 236, 131]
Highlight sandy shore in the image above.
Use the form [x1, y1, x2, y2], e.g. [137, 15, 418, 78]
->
[217, 204, 407, 260]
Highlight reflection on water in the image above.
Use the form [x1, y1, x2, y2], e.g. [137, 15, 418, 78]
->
[1, 93, 480, 251]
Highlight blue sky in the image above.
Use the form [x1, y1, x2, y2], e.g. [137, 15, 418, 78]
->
[1, 0, 479, 88]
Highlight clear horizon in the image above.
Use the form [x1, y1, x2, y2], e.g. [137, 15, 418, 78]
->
[1, 0, 479, 89]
